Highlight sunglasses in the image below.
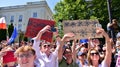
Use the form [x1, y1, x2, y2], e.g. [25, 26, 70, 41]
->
[18, 52, 33, 58]
[43, 45, 51, 48]
[90, 52, 99, 56]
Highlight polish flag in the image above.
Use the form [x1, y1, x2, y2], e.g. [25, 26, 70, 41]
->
[0, 17, 7, 29]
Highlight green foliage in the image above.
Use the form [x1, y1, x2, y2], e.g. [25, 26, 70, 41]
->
[111, 0, 120, 20]
[54, 0, 120, 33]
[54, 0, 89, 21]
[19, 31, 24, 42]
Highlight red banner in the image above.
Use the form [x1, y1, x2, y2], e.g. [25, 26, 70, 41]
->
[25, 18, 55, 42]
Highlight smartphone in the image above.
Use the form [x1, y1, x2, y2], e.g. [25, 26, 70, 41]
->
[51, 27, 56, 32]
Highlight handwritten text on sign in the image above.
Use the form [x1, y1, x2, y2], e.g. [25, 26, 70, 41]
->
[63, 20, 102, 39]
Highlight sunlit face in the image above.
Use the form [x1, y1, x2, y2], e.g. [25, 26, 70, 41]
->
[92, 39, 100, 45]
[90, 50, 99, 61]
[78, 53, 86, 60]
[112, 20, 117, 25]
[41, 44, 51, 53]
[80, 47, 87, 53]
[17, 51, 35, 67]
[64, 49, 72, 59]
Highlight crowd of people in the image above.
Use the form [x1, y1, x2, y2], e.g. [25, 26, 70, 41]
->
[0, 19, 120, 67]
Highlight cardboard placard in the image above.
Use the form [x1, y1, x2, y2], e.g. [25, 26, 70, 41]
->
[25, 18, 55, 42]
[63, 20, 102, 39]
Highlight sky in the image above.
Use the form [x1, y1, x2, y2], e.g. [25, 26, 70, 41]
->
[0, 0, 60, 13]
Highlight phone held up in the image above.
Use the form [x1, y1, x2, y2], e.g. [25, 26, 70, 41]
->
[50, 27, 57, 32]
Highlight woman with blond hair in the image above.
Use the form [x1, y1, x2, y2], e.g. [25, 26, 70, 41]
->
[87, 27, 112, 67]
[15, 45, 40, 67]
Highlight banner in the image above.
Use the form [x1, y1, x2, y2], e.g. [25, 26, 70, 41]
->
[8, 27, 18, 44]
[63, 20, 102, 39]
[25, 18, 55, 42]
[0, 17, 7, 29]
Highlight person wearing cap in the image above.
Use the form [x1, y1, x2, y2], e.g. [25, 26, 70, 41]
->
[14, 45, 39, 67]
[76, 51, 88, 67]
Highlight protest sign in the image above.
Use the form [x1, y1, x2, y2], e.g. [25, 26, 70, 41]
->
[63, 20, 102, 39]
[25, 18, 55, 42]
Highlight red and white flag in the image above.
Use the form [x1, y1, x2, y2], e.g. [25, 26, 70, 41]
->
[0, 17, 7, 29]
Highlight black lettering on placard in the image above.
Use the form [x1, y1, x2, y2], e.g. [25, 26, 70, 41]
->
[70, 22, 76, 27]
[64, 22, 70, 27]
[63, 20, 102, 39]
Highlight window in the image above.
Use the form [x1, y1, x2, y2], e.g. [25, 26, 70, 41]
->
[33, 12, 37, 18]
[18, 24, 22, 31]
[3, 16, 7, 23]
[3, 16, 6, 19]
[10, 16, 14, 22]
[19, 15, 23, 22]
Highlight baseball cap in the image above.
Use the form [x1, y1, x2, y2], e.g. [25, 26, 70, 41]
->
[77, 51, 85, 56]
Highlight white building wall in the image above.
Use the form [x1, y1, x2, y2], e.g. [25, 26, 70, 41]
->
[0, 1, 53, 32]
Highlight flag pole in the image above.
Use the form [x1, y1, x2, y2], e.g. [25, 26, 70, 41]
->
[107, 0, 113, 39]
[6, 27, 9, 42]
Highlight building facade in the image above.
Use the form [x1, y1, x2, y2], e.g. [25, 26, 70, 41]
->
[0, 0, 53, 32]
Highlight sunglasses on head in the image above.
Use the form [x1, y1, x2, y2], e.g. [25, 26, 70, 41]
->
[90, 52, 99, 56]
[43, 45, 50, 48]
[80, 53, 86, 56]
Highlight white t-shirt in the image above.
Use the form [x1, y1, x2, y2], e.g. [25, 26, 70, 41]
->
[32, 37, 58, 67]
[87, 60, 108, 67]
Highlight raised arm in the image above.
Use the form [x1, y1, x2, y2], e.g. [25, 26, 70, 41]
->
[35, 25, 51, 40]
[107, 22, 113, 28]
[71, 39, 77, 62]
[32, 25, 51, 57]
[58, 33, 75, 62]
[96, 27, 112, 66]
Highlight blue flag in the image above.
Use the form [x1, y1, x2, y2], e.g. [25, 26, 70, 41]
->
[8, 27, 18, 44]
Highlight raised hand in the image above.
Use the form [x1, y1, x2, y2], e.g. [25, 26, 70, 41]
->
[62, 33, 75, 41]
[40, 25, 51, 34]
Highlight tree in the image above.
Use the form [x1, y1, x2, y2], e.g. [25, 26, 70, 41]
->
[53, 0, 120, 31]
[87, 0, 120, 30]
[54, 0, 89, 21]
[87, 0, 109, 30]
[111, 0, 120, 20]
[53, 0, 89, 36]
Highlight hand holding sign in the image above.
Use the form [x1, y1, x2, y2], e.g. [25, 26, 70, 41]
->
[62, 33, 75, 41]
[25, 18, 55, 42]
[40, 25, 51, 34]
